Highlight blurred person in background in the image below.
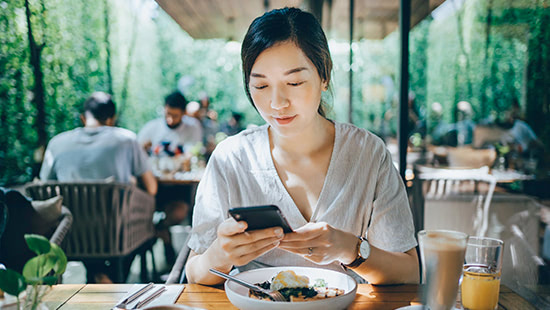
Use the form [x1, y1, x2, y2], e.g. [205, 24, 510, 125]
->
[221, 111, 245, 136]
[138, 91, 203, 155]
[40, 91, 157, 283]
[499, 99, 544, 158]
[198, 93, 220, 160]
[138, 91, 203, 266]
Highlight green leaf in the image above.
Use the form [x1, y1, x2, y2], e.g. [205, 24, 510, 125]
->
[24, 234, 51, 255]
[49, 243, 67, 276]
[24, 276, 42, 286]
[22, 255, 53, 280]
[0, 269, 27, 296]
[42, 276, 59, 286]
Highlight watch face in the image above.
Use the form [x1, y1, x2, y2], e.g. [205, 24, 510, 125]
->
[359, 240, 370, 259]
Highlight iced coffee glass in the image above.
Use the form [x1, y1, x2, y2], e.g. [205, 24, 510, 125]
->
[461, 237, 504, 310]
[418, 230, 468, 310]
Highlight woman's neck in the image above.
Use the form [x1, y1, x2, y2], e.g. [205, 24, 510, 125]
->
[269, 116, 334, 158]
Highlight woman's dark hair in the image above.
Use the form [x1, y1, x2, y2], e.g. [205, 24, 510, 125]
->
[83, 91, 115, 123]
[241, 7, 332, 117]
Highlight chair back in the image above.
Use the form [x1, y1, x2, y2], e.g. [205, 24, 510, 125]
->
[26, 182, 155, 260]
[473, 125, 508, 148]
[165, 231, 192, 284]
[411, 166, 497, 236]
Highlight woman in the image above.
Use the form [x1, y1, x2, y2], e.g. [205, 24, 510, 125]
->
[185, 7, 419, 285]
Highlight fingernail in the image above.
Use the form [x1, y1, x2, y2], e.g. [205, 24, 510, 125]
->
[274, 228, 283, 237]
[239, 223, 246, 229]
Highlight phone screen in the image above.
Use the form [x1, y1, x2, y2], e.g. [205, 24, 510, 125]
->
[228, 205, 293, 233]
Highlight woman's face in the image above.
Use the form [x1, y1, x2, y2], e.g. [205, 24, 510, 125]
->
[249, 41, 326, 136]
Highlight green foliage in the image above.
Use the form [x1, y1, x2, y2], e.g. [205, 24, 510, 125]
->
[0, 234, 67, 308]
[24, 234, 51, 255]
[0, 0, 548, 186]
[0, 269, 26, 296]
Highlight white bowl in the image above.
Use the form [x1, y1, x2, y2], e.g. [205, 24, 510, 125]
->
[224, 266, 357, 310]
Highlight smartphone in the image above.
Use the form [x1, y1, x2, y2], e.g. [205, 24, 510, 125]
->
[228, 205, 293, 233]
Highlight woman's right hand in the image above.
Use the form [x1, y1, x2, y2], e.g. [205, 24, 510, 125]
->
[211, 218, 284, 269]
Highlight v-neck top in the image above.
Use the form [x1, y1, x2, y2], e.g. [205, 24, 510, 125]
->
[188, 122, 417, 273]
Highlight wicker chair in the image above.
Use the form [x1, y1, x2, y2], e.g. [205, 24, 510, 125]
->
[26, 181, 156, 283]
[165, 232, 192, 284]
[0, 188, 72, 274]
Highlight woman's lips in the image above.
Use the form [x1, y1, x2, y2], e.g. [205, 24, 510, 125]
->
[274, 115, 296, 125]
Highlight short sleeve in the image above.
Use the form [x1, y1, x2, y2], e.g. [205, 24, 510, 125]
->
[192, 124, 203, 145]
[367, 149, 417, 253]
[187, 150, 231, 254]
[39, 146, 56, 180]
[130, 139, 150, 177]
[137, 121, 153, 144]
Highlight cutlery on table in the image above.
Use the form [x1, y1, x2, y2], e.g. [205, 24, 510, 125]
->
[113, 282, 154, 309]
[209, 268, 286, 302]
[130, 286, 167, 309]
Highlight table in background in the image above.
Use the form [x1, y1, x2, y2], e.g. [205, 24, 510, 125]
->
[156, 170, 202, 223]
[33, 283, 537, 310]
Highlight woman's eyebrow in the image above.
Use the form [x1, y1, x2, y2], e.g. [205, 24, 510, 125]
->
[284, 67, 308, 75]
[250, 67, 309, 79]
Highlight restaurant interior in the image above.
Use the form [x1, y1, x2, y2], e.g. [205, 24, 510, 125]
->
[1, 0, 549, 309]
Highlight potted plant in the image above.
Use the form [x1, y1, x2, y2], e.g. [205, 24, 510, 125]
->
[0, 234, 67, 310]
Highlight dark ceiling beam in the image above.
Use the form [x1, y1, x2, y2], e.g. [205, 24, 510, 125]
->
[305, 0, 324, 23]
[398, 0, 410, 181]
[349, 0, 354, 124]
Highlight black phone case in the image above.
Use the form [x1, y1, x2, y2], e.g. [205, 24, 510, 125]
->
[228, 205, 293, 233]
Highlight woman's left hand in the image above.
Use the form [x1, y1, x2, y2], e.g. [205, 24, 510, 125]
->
[278, 222, 358, 265]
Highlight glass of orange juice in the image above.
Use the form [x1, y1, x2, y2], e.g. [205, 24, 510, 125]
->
[461, 237, 504, 310]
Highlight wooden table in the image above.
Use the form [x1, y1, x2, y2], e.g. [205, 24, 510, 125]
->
[34, 283, 536, 310]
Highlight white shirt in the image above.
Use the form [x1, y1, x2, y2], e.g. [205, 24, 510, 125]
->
[137, 115, 203, 151]
[188, 122, 417, 273]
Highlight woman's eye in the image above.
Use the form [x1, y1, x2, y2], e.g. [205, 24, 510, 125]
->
[253, 85, 267, 90]
[288, 81, 305, 86]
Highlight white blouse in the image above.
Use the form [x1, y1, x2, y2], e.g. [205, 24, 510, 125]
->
[188, 122, 417, 273]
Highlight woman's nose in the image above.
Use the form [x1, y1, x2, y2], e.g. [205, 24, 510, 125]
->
[270, 87, 290, 110]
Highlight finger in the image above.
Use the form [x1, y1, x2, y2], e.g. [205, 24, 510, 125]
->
[278, 240, 325, 249]
[278, 245, 318, 255]
[233, 236, 282, 256]
[232, 226, 284, 244]
[218, 218, 247, 237]
[234, 239, 281, 266]
[281, 230, 325, 242]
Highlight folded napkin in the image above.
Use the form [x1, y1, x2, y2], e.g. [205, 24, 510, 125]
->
[118, 284, 186, 309]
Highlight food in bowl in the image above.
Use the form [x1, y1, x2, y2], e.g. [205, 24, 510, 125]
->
[249, 270, 345, 302]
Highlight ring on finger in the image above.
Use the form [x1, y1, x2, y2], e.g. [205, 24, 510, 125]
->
[308, 247, 314, 255]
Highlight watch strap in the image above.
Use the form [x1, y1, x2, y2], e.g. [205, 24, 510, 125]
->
[342, 236, 367, 269]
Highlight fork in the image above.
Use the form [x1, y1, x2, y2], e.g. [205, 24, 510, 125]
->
[209, 268, 286, 302]
[112, 282, 154, 309]
[130, 286, 167, 309]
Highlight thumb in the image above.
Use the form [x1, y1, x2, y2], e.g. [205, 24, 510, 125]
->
[218, 218, 247, 237]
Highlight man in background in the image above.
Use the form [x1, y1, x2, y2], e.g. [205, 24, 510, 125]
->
[501, 100, 544, 157]
[138, 91, 203, 155]
[40, 91, 157, 194]
[137, 91, 202, 267]
[40, 91, 157, 282]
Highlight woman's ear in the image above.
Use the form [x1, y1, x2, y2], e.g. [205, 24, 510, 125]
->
[322, 81, 329, 91]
